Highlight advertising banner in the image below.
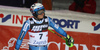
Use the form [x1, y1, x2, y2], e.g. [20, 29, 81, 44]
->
[0, 6, 100, 50]
[0, 25, 100, 50]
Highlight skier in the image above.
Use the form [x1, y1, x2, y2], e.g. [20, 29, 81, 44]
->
[15, 3, 74, 50]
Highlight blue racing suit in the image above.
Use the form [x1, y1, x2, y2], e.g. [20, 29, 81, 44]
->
[15, 16, 67, 50]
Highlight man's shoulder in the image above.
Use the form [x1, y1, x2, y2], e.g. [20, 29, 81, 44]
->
[24, 18, 31, 24]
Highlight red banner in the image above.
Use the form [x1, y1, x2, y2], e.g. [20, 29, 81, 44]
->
[0, 25, 100, 50]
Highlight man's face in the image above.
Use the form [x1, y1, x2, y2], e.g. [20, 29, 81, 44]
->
[37, 10, 45, 19]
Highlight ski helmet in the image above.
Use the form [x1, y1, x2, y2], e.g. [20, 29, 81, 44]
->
[30, 3, 45, 18]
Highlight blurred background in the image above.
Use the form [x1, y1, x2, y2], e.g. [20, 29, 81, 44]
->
[0, 0, 100, 14]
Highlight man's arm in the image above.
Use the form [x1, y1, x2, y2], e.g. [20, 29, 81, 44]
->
[48, 17, 74, 47]
[15, 20, 30, 50]
[48, 17, 67, 37]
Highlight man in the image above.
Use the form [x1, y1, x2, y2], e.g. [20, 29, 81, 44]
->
[15, 3, 74, 50]
[69, 0, 96, 14]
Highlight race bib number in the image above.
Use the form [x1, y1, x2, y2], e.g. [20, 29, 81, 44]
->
[28, 31, 48, 45]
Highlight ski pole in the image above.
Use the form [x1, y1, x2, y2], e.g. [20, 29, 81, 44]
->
[48, 29, 74, 47]
[48, 29, 66, 41]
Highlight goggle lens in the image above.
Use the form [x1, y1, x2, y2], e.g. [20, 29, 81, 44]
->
[37, 10, 45, 15]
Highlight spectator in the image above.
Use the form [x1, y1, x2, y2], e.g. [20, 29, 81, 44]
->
[69, 0, 96, 14]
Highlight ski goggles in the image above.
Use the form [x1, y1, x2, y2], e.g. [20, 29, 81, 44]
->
[37, 9, 45, 15]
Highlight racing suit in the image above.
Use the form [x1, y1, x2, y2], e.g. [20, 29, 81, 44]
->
[15, 16, 67, 50]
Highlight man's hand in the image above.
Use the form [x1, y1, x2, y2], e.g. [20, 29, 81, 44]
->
[65, 35, 74, 47]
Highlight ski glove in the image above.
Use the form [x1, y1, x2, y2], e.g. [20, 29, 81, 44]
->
[66, 35, 74, 47]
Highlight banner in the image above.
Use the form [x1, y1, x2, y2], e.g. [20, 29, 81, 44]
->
[1, 25, 100, 50]
[0, 6, 100, 50]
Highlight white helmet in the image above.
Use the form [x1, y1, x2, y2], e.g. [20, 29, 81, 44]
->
[30, 3, 45, 18]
